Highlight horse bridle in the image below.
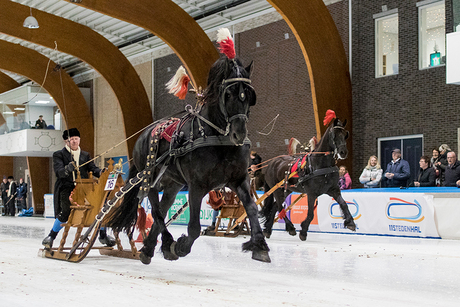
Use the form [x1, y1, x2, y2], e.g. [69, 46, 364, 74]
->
[185, 76, 254, 136]
[218, 77, 254, 135]
[329, 125, 348, 159]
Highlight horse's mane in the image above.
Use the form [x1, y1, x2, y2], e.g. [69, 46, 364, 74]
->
[202, 56, 247, 105]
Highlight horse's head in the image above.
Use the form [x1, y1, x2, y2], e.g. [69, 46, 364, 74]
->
[204, 56, 256, 145]
[329, 118, 349, 159]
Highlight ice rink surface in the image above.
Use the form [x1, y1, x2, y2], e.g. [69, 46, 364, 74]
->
[1, 216, 459, 307]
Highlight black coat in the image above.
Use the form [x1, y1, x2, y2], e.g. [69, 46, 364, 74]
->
[410, 167, 435, 187]
[443, 161, 460, 187]
[53, 147, 101, 217]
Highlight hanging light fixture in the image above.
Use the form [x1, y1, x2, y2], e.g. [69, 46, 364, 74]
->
[23, 7, 39, 29]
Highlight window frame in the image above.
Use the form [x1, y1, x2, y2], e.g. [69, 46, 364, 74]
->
[417, 0, 446, 70]
[374, 11, 399, 78]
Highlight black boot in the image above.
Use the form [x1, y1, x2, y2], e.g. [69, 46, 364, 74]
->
[42, 230, 58, 249]
[206, 223, 216, 231]
[99, 229, 116, 247]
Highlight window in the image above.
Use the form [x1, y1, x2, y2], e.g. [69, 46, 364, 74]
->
[453, 0, 460, 32]
[375, 14, 399, 77]
[418, 1, 446, 69]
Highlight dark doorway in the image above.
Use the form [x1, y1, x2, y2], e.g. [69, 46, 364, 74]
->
[379, 135, 423, 186]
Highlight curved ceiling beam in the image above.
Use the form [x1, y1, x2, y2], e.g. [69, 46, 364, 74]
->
[267, 0, 352, 139]
[67, 0, 220, 89]
[0, 0, 152, 157]
[0, 71, 20, 93]
[0, 40, 94, 154]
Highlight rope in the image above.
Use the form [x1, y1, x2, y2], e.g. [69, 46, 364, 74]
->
[248, 151, 333, 173]
[78, 122, 156, 169]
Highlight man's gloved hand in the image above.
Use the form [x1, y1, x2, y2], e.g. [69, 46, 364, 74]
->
[65, 161, 77, 173]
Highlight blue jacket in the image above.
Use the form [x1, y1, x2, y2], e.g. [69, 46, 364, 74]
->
[17, 183, 27, 199]
[383, 159, 410, 187]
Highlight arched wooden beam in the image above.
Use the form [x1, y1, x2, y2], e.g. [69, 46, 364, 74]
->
[0, 71, 20, 93]
[67, 0, 220, 89]
[267, 0, 352, 139]
[0, 0, 152, 157]
[0, 40, 94, 154]
[0, 71, 17, 182]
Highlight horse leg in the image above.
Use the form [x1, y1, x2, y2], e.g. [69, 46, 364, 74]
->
[233, 179, 270, 263]
[283, 216, 297, 236]
[329, 191, 356, 231]
[173, 187, 203, 258]
[159, 183, 184, 261]
[299, 194, 317, 241]
[139, 189, 162, 264]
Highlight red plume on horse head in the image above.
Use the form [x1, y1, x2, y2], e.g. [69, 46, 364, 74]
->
[323, 109, 336, 126]
[165, 66, 191, 100]
[217, 28, 236, 59]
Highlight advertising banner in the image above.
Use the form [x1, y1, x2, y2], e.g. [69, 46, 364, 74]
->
[317, 192, 440, 238]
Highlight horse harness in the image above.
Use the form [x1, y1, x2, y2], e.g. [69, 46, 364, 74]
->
[285, 125, 347, 190]
[139, 76, 254, 197]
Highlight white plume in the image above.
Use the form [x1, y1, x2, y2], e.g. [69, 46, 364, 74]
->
[217, 28, 232, 42]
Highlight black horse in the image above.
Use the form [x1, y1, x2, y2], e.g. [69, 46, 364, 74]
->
[108, 55, 271, 263]
[262, 114, 356, 240]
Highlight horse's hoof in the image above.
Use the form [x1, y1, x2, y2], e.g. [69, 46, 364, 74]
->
[347, 224, 356, 232]
[345, 220, 356, 232]
[263, 230, 271, 239]
[288, 229, 297, 236]
[139, 252, 152, 265]
[252, 250, 271, 263]
[163, 241, 179, 261]
[299, 233, 307, 241]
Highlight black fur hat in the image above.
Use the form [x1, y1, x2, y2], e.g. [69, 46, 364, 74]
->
[62, 128, 80, 140]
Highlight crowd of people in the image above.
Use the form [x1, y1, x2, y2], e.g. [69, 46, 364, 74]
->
[347, 144, 460, 189]
[1, 176, 27, 216]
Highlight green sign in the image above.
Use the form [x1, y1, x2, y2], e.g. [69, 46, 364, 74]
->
[168, 193, 189, 224]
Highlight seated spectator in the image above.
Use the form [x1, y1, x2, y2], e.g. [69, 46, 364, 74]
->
[359, 155, 383, 188]
[431, 148, 441, 186]
[435, 144, 450, 184]
[338, 165, 352, 190]
[410, 156, 435, 187]
[382, 148, 410, 187]
[443, 151, 460, 187]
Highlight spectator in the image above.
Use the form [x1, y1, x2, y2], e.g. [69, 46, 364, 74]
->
[249, 151, 264, 190]
[6, 176, 17, 216]
[35, 115, 47, 129]
[338, 165, 352, 189]
[410, 156, 435, 187]
[443, 151, 460, 187]
[1, 177, 9, 216]
[435, 144, 450, 184]
[359, 155, 383, 188]
[431, 148, 442, 186]
[383, 148, 410, 187]
[16, 178, 28, 211]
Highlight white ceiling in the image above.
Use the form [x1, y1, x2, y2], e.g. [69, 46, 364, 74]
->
[1, 0, 342, 85]
[1, 0, 276, 84]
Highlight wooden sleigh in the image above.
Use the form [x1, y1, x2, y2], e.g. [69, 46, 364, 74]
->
[203, 189, 251, 238]
[40, 159, 139, 262]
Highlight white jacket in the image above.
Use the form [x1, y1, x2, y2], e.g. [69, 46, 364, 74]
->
[359, 166, 383, 188]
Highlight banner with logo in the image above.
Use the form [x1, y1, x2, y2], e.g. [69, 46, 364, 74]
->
[317, 192, 440, 238]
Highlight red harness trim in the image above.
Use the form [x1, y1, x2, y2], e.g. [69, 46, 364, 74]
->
[151, 118, 180, 142]
[290, 155, 307, 178]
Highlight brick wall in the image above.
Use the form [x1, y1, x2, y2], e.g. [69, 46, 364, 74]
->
[351, 0, 460, 186]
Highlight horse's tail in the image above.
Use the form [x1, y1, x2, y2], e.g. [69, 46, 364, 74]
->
[106, 165, 141, 233]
